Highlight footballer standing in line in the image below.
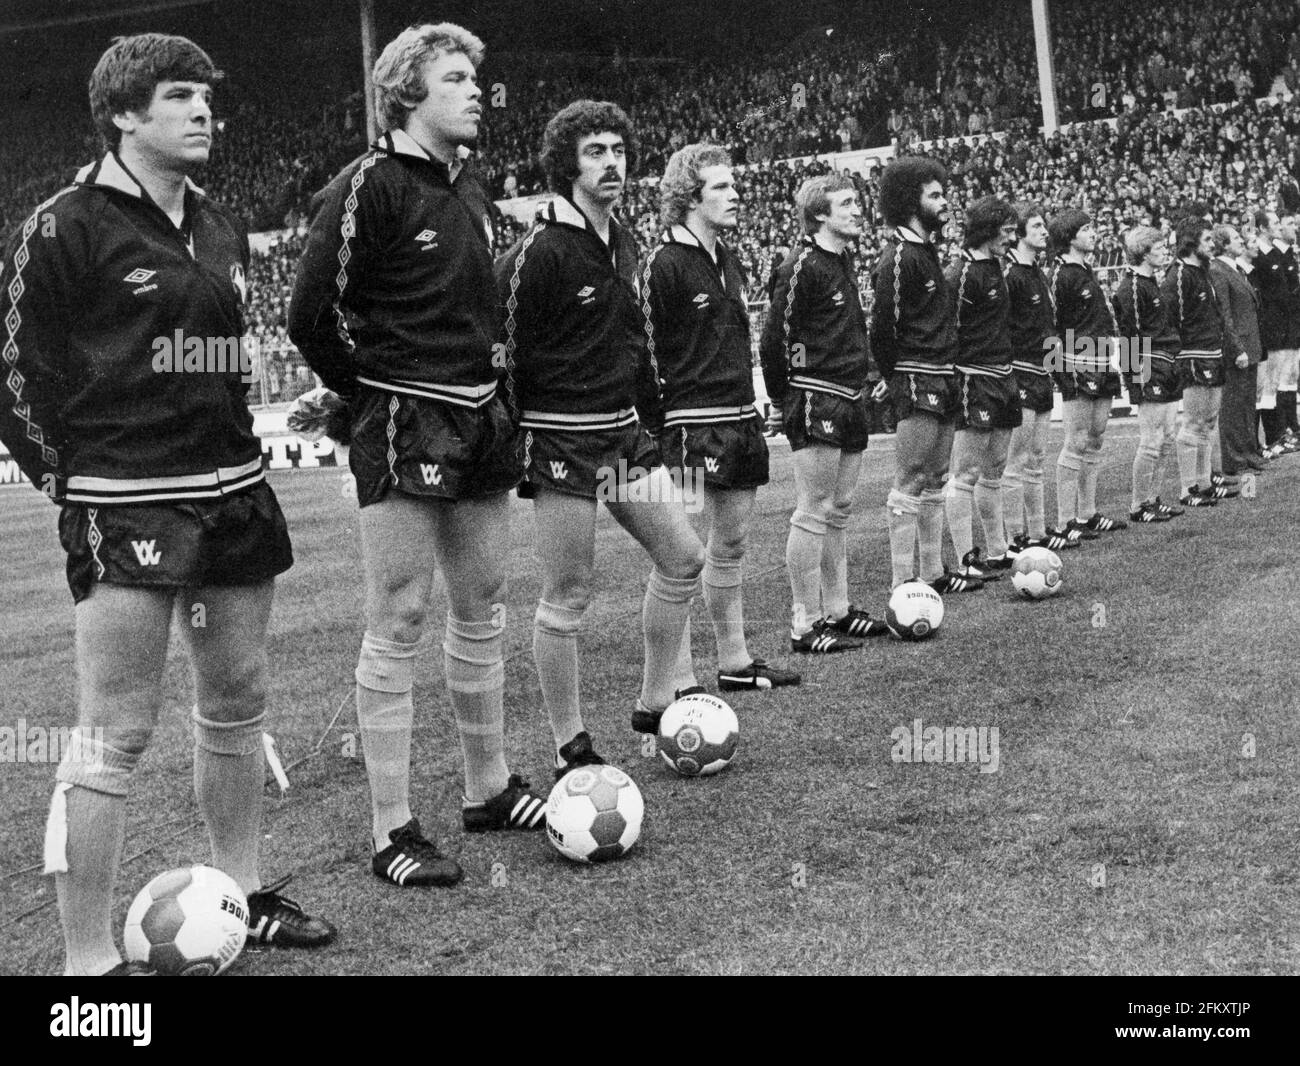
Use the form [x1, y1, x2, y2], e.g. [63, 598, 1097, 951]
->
[1048, 208, 1129, 537]
[942, 195, 1020, 579]
[645, 144, 800, 693]
[289, 23, 547, 893]
[1161, 217, 1230, 506]
[496, 100, 705, 765]
[1001, 202, 1075, 552]
[760, 173, 889, 654]
[871, 158, 980, 594]
[1112, 226, 1186, 521]
[0, 33, 335, 973]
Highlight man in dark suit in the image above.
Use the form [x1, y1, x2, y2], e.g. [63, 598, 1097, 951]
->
[1209, 225, 1263, 479]
[1249, 209, 1294, 456]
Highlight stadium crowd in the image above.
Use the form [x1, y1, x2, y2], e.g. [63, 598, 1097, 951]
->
[5, 0, 1300, 404]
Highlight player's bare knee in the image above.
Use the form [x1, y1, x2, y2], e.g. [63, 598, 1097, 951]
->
[544, 581, 592, 615]
[951, 463, 980, 487]
[197, 661, 267, 724]
[668, 539, 706, 581]
[709, 524, 748, 560]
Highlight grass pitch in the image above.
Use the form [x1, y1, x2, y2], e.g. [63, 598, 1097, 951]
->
[2, 421, 1298, 975]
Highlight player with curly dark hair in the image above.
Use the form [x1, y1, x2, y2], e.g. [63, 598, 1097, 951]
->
[497, 100, 704, 765]
[871, 157, 980, 594]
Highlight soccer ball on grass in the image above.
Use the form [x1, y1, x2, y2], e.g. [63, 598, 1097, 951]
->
[657, 692, 739, 776]
[546, 764, 644, 863]
[124, 865, 248, 975]
[886, 581, 945, 640]
[1011, 546, 1063, 599]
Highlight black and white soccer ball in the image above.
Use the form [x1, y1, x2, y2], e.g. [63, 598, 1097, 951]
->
[123, 865, 248, 975]
[1011, 546, 1063, 599]
[657, 692, 739, 776]
[886, 581, 945, 640]
[546, 765, 644, 863]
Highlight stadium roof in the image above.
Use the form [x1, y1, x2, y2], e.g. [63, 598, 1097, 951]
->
[0, 1, 220, 33]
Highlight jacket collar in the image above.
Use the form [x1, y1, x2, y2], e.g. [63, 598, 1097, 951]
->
[961, 248, 993, 262]
[545, 195, 625, 241]
[896, 225, 928, 244]
[545, 194, 595, 231]
[376, 128, 470, 180]
[76, 152, 205, 201]
[544, 196, 623, 265]
[665, 224, 728, 259]
[1006, 249, 1038, 268]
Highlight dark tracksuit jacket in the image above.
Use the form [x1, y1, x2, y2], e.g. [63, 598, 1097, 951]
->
[495, 195, 660, 432]
[1161, 258, 1224, 359]
[288, 128, 501, 409]
[869, 225, 957, 378]
[0, 152, 260, 505]
[946, 250, 1011, 373]
[641, 225, 757, 429]
[1004, 249, 1055, 378]
[760, 236, 872, 406]
[1050, 259, 1119, 373]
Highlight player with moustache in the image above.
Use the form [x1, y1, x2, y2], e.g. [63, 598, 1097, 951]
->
[1001, 202, 1075, 553]
[0, 33, 334, 973]
[1113, 226, 1186, 522]
[290, 23, 547, 893]
[760, 173, 890, 654]
[1161, 217, 1231, 507]
[871, 158, 981, 594]
[1048, 208, 1129, 540]
[642, 144, 800, 694]
[942, 195, 1020, 580]
[496, 100, 705, 766]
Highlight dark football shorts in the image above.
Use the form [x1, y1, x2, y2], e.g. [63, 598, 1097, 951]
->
[58, 480, 293, 605]
[1055, 367, 1122, 401]
[1178, 356, 1225, 389]
[1128, 355, 1182, 404]
[349, 386, 522, 507]
[956, 369, 1023, 430]
[662, 417, 769, 490]
[782, 388, 870, 452]
[519, 421, 661, 499]
[1012, 368, 1054, 414]
[888, 370, 959, 423]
